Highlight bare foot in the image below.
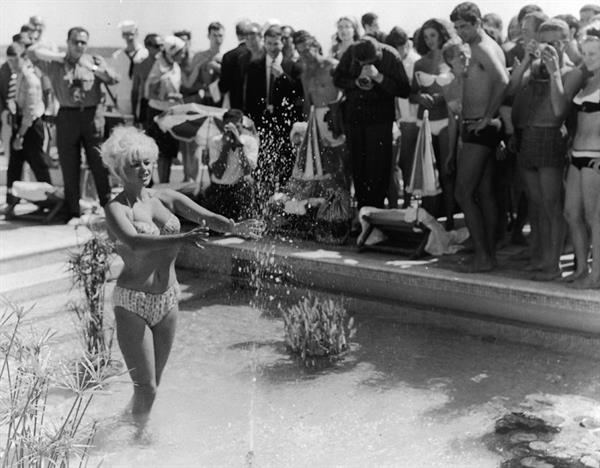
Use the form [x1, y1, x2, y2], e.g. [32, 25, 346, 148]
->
[559, 269, 588, 283]
[569, 276, 600, 290]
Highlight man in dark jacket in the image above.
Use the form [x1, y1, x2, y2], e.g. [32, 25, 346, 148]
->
[245, 25, 303, 202]
[334, 36, 409, 209]
[218, 20, 251, 110]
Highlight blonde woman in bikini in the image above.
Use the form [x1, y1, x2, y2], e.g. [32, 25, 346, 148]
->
[102, 127, 262, 422]
[563, 24, 600, 289]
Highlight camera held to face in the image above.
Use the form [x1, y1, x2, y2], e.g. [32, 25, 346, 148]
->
[356, 76, 374, 90]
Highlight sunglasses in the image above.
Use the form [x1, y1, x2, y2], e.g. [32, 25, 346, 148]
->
[70, 40, 88, 46]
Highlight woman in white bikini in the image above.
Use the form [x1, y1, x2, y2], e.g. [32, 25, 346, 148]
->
[410, 19, 457, 230]
[563, 24, 600, 288]
[102, 127, 262, 421]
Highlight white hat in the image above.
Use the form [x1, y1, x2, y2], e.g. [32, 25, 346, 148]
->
[163, 35, 186, 56]
[118, 20, 137, 33]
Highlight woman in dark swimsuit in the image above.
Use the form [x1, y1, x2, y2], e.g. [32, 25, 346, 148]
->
[563, 25, 600, 288]
[102, 127, 262, 422]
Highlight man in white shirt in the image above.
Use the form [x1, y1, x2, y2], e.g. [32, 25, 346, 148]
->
[106, 20, 148, 134]
[205, 109, 258, 220]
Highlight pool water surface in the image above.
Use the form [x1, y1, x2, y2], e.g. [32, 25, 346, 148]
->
[76, 279, 600, 467]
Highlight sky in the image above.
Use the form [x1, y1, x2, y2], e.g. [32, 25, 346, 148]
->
[2, 0, 582, 53]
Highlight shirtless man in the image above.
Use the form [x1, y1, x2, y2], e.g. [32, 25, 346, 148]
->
[450, 2, 509, 272]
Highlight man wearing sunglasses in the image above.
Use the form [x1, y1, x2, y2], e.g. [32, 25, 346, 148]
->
[28, 27, 119, 223]
[132, 34, 164, 129]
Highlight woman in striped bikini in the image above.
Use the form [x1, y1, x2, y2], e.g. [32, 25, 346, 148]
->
[102, 126, 262, 422]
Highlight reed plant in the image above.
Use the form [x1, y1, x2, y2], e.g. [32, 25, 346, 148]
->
[282, 295, 356, 366]
[0, 300, 109, 467]
[67, 233, 115, 361]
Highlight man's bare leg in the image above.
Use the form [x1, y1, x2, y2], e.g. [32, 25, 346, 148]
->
[476, 151, 498, 261]
[455, 142, 496, 272]
[532, 167, 565, 280]
[521, 169, 545, 271]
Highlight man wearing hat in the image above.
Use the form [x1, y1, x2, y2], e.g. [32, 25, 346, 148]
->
[27, 26, 119, 222]
[106, 20, 148, 134]
[144, 35, 185, 183]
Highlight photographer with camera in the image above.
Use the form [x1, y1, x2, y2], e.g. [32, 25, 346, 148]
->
[27, 26, 119, 223]
[505, 18, 583, 281]
[333, 36, 410, 210]
[204, 109, 259, 220]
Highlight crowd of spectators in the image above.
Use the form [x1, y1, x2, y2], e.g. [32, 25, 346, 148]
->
[1, 3, 600, 288]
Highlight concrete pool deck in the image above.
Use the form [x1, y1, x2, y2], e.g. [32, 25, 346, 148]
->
[1, 215, 599, 335]
[177, 236, 600, 336]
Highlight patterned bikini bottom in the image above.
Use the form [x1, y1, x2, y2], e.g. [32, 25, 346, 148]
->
[113, 283, 180, 327]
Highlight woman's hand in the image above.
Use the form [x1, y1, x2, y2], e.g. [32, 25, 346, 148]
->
[524, 40, 538, 63]
[231, 219, 266, 239]
[183, 224, 210, 248]
[541, 44, 560, 75]
[417, 93, 435, 109]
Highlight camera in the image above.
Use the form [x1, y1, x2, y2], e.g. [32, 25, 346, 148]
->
[357, 76, 373, 90]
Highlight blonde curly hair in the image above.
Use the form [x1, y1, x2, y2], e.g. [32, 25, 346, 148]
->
[101, 126, 158, 181]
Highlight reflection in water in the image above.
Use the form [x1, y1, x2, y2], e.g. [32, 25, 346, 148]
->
[77, 281, 600, 467]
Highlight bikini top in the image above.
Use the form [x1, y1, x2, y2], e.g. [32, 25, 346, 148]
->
[131, 213, 181, 236]
[415, 70, 455, 88]
[573, 88, 600, 113]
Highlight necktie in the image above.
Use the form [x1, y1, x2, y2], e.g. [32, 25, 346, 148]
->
[7, 73, 17, 115]
[127, 50, 137, 79]
[267, 62, 275, 106]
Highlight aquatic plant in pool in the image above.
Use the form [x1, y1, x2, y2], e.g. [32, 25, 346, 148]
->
[0, 301, 114, 467]
[282, 294, 356, 365]
[67, 233, 115, 363]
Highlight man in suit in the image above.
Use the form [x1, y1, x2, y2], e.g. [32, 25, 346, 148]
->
[245, 25, 303, 203]
[219, 20, 251, 110]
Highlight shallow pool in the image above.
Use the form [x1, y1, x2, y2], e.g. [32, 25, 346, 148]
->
[67, 277, 600, 468]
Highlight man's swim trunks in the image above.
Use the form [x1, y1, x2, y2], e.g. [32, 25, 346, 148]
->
[461, 120, 500, 149]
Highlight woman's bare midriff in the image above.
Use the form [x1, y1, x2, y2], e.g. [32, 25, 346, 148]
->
[116, 245, 180, 293]
[573, 112, 600, 150]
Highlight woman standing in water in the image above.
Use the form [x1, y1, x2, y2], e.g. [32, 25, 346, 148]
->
[101, 127, 262, 421]
[563, 25, 600, 289]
